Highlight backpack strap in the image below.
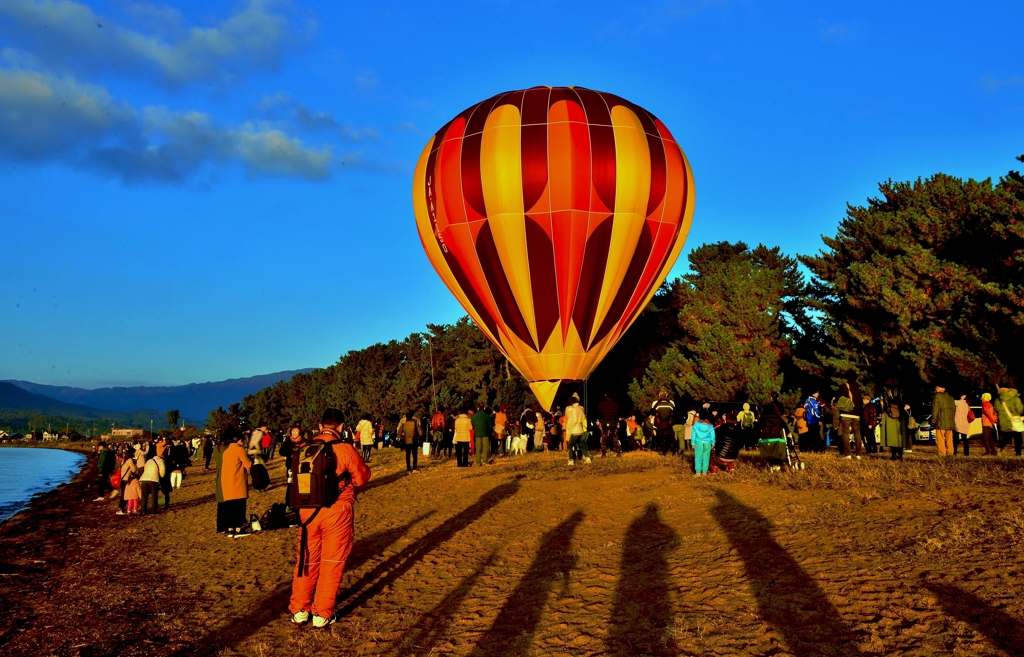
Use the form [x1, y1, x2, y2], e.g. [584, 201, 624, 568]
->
[296, 508, 321, 577]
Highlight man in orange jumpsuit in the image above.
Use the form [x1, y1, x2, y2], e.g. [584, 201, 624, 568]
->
[289, 409, 371, 628]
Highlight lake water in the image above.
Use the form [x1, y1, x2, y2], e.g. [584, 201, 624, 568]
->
[0, 447, 86, 524]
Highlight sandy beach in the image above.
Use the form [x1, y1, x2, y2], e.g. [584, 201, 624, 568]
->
[1, 447, 1023, 657]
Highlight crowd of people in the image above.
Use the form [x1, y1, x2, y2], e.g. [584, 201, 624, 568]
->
[94, 434, 205, 515]
[791, 381, 1024, 461]
[84, 378, 1021, 630]
[92, 380, 1024, 521]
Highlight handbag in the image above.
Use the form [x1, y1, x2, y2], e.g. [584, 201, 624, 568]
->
[109, 468, 122, 489]
[1002, 401, 1024, 433]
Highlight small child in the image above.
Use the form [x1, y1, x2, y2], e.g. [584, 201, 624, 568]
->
[691, 410, 716, 475]
[794, 407, 810, 452]
[124, 477, 142, 515]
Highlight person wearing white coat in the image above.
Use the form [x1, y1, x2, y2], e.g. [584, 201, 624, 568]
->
[954, 394, 972, 456]
[356, 414, 375, 463]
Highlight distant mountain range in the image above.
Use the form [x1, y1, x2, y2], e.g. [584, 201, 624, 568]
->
[0, 381, 164, 430]
[3, 370, 314, 425]
[0, 381, 136, 420]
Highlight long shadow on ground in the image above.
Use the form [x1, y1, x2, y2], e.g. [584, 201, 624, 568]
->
[360, 470, 412, 494]
[164, 461, 451, 657]
[924, 580, 1024, 654]
[605, 503, 679, 656]
[394, 551, 499, 656]
[711, 489, 863, 657]
[166, 509, 435, 657]
[335, 480, 521, 616]
[470, 510, 585, 656]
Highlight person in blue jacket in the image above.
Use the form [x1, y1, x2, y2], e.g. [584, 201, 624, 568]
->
[804, 391, 824, 449]
[691, 410, 716, 475]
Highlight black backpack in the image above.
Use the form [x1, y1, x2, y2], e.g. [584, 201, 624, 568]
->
[250, 462, 270, 491]
[287, 440, 341, 509]
[258, 503, 296, 531]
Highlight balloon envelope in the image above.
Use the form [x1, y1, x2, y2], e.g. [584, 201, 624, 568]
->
[413, 86, 694, 410]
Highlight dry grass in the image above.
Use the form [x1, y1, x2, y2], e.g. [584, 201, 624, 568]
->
[914, 506, 1024, 553]
[707, 450, 1024, 495]
[455, 449, 673, 481]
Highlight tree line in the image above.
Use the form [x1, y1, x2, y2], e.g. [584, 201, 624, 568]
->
[218, 155, 1024, 433]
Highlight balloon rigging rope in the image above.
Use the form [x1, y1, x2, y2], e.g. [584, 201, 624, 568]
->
[427, 268, 438, 415]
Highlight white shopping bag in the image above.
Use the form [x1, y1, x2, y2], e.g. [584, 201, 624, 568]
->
[422, 442, 431, 456]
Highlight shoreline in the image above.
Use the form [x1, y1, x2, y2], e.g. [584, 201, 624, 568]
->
[0, 445, 91, 527]
[0, 447, 95, 544]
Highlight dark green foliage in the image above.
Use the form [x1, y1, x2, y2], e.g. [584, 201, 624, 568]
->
[801, 156, 1024, 395]
[206, 402, 244, 437]
[240, 317, 535, 432]
[166, 409, 180, 429]
[628, 242, 807, 407]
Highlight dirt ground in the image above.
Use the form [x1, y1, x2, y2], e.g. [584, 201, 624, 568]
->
[1, 445, 1023, 657]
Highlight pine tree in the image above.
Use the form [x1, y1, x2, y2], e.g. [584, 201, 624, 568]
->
[801, 156, 1024, 394]
[629, 242, 806, 407]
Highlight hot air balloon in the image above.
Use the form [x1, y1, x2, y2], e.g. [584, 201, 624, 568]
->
[413, 86, 694, 411]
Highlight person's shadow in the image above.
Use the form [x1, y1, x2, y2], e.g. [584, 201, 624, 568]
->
[165, 477, 519, 657]
[924, 580, 1024, 654]
[605, 503, 679, 656]
[334, 481, 521, 617]
[711, 489, 864, 656]
[393, 551, 499, 656]
[469, 511, 585, 656]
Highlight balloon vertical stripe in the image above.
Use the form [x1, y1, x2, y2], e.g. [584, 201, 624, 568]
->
[414, 86, 694, 409]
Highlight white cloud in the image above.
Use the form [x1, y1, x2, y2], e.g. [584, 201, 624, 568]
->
[979, 75, 1024, 92]
[663, 0, 728, 19]
[256, 91, 378, 142]
[0, 0, 314, 86]
[819, 23, 848, 41]
[0, 66, 132, 161]
[0, 65, 338, 182]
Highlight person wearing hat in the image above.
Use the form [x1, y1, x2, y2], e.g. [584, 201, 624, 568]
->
[980, 393, 999, 456]
[931, 384, 957, 457]
[651, 392, 676, 455]
[565, 393, 591, 466]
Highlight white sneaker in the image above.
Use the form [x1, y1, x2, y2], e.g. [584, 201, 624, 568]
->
[583, 457, 592, 464]
[844, 455, 852, 459]
[567, 460, 575, 466]
[312, 612, 337, 628]
[115, 510, 126, 516]
[93, 497, 106, 502]
[291, 610, 309, 625]
[855, 455, 862, 460]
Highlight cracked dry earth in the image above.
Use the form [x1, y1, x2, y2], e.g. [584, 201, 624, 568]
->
[2, 447, 1023, 657]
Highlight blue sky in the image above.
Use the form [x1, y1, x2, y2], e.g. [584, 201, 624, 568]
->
[1, 0, 1022, 388]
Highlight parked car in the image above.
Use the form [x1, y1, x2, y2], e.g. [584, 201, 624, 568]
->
[968, 405, 984, 439]
[915, 415, 935, 444]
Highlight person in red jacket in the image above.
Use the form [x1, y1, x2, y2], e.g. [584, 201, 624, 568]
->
[980, 393, 999, 456]
[289, 409, 371, 628]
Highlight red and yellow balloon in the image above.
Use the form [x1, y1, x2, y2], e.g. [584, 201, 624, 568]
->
[413, 86, 694, 410]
